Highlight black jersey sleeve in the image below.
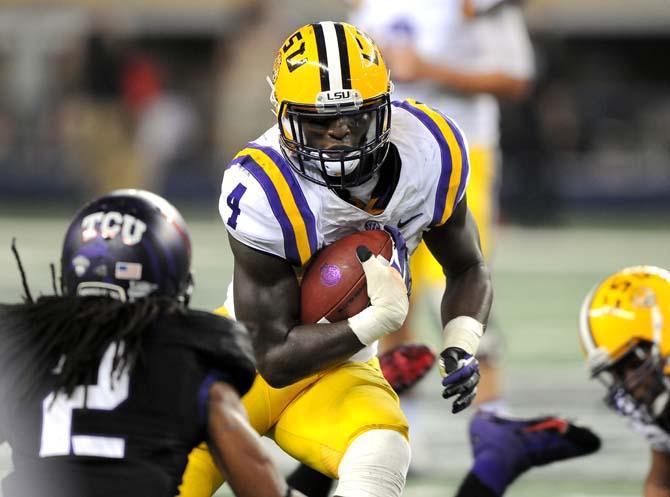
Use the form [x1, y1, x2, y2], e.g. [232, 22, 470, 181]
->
[168, 310, 257, 397]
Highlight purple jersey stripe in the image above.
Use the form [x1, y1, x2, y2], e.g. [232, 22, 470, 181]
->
[197, 371, 230, 432]
[438, 112, 469, 212]
[236, 156, 302, 265]
[226, 156, 244, 170]
[248, 144, 319, 256]
[393, 101, 453, 226]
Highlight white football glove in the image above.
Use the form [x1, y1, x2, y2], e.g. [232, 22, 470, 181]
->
[348, 246, 409, 346]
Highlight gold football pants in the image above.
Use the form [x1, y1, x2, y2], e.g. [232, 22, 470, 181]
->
[178, 356, 408, 496]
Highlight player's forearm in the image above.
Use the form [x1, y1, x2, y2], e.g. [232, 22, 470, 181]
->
[645, 451, 670, 497]
[257, 247, 409, 387]
[208, 383, 288, 497]
[251, 320, 364, 388]
[645, 479, 670, 497]
[421, 63, 531, 100]
[440, 261, 492, 327]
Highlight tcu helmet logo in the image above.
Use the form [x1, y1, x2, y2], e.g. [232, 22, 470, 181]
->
[81, 211, 147, 245]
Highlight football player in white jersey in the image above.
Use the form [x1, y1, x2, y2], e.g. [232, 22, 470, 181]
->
[580, 266, 670, 497]
[350, 0, 535, 405]
[178, 21, 492, 497]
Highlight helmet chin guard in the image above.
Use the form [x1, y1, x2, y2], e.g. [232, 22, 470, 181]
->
[599, 342, 670, 434]
[279, 94, 391, 189]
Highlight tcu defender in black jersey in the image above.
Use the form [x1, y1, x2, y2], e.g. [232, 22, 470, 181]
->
[0, 190, 302, 497]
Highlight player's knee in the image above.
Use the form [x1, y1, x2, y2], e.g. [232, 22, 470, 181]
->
[334, 429, 410, 497]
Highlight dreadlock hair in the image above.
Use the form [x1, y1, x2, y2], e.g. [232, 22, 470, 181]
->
[0, 295, 184, 402]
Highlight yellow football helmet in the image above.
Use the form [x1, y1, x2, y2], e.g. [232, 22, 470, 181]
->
[579, 265, 670, 426]
[268, 21, 393, 189]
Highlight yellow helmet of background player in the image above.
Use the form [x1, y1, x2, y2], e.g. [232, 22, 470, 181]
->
[268, 21, 393, 189]
[579, 265, 670, 374]
[579, 265, 670, 426]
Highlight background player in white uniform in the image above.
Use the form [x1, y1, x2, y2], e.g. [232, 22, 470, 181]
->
[350, 0, 535, 406]
[580, 266, 670, 497]
[179, 21, 491, 497]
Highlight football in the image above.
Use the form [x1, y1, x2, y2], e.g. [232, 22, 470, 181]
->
[300, 229, 393, 324]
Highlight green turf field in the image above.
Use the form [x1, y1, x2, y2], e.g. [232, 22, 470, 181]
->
[1, 212, 668, 496]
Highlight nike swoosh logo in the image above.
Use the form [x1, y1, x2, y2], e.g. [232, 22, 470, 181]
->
[397, 214, 421, 229]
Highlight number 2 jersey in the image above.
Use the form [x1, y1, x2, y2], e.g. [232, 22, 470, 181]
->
[0, 304, 256, 497]
[219, 99, 470, 359]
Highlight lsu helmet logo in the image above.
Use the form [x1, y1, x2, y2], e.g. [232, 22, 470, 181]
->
[316, 89, 363, 110]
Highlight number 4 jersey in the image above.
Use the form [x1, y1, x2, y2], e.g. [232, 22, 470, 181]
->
[0, 305, 256, 497]
[219, 99, 469, 355]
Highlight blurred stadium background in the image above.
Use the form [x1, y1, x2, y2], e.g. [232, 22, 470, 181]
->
[1, 1, 669, 496]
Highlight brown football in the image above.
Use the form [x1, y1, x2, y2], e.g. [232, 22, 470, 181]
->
[300, 230, 393, 324]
